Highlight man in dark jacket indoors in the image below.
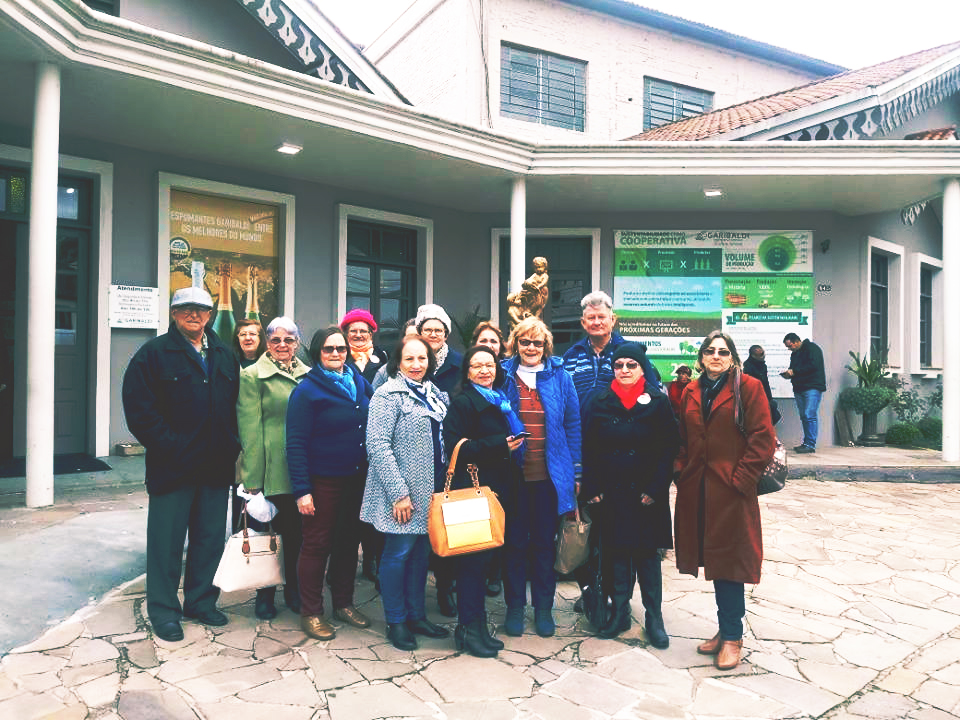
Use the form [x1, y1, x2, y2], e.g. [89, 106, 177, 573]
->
[743, 345, 781, 425]
[122, 287, 241, 642]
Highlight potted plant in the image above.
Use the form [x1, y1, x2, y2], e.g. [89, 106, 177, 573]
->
[838, 351, 896, 447]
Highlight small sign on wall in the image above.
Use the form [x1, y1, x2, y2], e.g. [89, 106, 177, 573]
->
[110, 285, 160, 328]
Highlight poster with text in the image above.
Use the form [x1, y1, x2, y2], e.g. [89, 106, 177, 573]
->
[169, 190, 280, 341]
[613, 230, 813, 395]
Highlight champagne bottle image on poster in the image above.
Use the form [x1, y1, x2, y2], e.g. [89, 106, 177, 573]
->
[211, 261, 236, 342]
[245, 266, 260, 321]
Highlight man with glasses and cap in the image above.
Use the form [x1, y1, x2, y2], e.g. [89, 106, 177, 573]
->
[122, 287, 241, 642]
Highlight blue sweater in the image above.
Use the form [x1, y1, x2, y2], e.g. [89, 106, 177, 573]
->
[502, 355, 582, 515]
[285, 364, 373, 498]
[562, 331, 661, 409]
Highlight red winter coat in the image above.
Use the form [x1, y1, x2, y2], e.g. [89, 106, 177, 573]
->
[674, 371, 775, 584]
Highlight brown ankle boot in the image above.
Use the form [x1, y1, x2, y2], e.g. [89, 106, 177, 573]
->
[715, 639, 743, 670]
[697, 632, 722, 655]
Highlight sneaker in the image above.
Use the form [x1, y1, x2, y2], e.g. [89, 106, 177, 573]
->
[795, 446, 816, 454]
[534, 607, 555, 637]
[504, 607, 524, 637]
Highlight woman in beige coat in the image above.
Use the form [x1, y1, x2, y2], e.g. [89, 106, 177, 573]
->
[237, 316, 309, 619]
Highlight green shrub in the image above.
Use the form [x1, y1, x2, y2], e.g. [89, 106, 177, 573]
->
[885, 422, 922, 446]
[839, 386, 896, 415]
[918, 416, 942, 441]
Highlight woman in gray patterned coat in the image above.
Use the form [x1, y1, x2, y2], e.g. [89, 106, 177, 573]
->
[360, 335, 452, 651]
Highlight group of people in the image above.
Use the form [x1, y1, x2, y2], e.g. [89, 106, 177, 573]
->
[122, 287, 778, 672]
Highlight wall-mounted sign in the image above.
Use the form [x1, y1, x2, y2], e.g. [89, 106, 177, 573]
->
[110, 285, 160, 328]
[168, 189, 280, 342]
[613, 230, 814, 397]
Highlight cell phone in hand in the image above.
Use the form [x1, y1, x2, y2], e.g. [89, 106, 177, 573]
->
[512, 432, 532, 440]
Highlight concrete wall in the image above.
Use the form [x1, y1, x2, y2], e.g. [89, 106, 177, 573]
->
[372, 0, 827, 141]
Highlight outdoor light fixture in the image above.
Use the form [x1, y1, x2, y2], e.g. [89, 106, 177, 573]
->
[703, 187, 723, 198]
[276, 143, 302, 155]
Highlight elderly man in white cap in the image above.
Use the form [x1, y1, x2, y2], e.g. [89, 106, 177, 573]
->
[122, 287, 241, 642]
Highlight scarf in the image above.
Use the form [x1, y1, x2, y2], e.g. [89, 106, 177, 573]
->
[610, 376, 647, 409]
[515, 363, 543, 389]
[349, 337, 375, 370]
[472, 383, 526, 437]
[700, 371, 729, 421]
[321, 365, 356, 401]
[269, 353, 299, 376]
[434, 343, 449, 371]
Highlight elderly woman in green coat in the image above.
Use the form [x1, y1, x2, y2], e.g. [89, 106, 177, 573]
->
[237, 316, 310, 619]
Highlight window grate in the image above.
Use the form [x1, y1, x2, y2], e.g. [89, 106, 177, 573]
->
[643, 78, 713, 130]
[501, 44, 585, 132]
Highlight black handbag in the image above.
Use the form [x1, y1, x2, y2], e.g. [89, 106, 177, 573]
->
[580, 529, 608, 629]
[733, 370, 787, 495]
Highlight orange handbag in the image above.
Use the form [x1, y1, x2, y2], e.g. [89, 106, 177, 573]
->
[427, 438, 506, 557]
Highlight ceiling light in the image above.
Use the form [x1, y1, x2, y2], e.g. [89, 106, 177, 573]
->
[276, 143, 302, 155]
[65, 187, 76, 194]
[703, 188, 723, 198]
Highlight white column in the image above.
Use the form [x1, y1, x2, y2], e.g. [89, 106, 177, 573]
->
[509, 177, 526, 293]
[26, 63, 61, 508]
[942, 178, 960, 462]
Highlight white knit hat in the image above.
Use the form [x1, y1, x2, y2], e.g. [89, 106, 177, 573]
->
[415, 304, 451, 334]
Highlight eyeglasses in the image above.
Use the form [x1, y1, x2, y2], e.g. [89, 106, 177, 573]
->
[613, 360, 639, 370]
[175, 305, 209, 316]
[703, 348, 731, 357]
[469, 363, 497, 371]
[321, 345, 348, 354]
[238, 331, 260, 339]
[268, 337, 297, 345]
[421, 327, 446, 336]
[517, 338, 544, 348]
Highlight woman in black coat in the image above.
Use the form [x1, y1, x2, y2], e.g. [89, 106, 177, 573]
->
[443, 345, 525, 657]
[581, 343, 680, 646]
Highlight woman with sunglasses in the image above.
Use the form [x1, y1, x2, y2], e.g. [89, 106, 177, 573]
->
[674, 330, 775, 670]
[500, 317, 581, 638]
[237, 317, 309, 619]
[286, 326, 375, 640]
[580, 342, 680, 644]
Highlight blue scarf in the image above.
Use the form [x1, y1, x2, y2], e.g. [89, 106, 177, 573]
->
[321, 366, 356, 401]
[472, 383, 525, 437]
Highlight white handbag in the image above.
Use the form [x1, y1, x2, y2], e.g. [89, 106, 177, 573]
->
[213, 506, 285, 592]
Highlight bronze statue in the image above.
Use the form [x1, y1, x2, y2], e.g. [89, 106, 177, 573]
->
[506, 257, 549, 329]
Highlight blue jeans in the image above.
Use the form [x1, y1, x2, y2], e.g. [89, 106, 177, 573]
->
[380, 533, 431, 624]
[794, 389, 822, 448]
[714, 579, 745, 640]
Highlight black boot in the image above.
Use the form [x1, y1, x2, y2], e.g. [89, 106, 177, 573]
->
[637, 554, 668, 649]
[455, 619, 498, 658]
[283, 584, 301, 614]
[437, 582, 457, 618]
[480, 612, 504, 651]
[255, 587, 278, 620]
[597, 556, 632, 639]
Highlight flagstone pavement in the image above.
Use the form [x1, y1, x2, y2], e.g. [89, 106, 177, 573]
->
[4, 479, 960, 719]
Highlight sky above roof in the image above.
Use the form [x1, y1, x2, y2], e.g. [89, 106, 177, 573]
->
[322, 0, 960, 70]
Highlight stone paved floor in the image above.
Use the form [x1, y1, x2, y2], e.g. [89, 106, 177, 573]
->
[3, 479, 960, 719]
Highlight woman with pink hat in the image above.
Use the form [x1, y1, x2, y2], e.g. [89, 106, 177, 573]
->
[340, 309, 389, 385]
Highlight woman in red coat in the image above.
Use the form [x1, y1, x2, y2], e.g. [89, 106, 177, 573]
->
[674, 331, 775, 671]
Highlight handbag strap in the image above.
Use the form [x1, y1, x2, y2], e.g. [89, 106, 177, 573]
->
[732, 369, 746, 436]
[444, 438, 480, 494]
[240, 503, 278, 555]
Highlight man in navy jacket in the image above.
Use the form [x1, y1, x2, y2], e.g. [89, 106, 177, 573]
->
[781, 333, 826, 453]
[123, 287, 241, 642]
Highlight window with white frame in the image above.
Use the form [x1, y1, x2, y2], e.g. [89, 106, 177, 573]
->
[865, 238, 904, 370]
[500, 44, 586, 132]
[643, 78, 713, 130]
[911, 253, 942, 372]
[919, 266, 933, 367]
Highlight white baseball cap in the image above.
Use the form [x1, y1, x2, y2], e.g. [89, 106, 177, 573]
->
[170, 287, 213, 309]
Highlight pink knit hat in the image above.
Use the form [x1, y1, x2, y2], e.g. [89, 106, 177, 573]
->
[340, 308, 378, 333]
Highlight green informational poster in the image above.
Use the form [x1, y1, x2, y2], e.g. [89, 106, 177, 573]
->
[613, 230, 814, 397]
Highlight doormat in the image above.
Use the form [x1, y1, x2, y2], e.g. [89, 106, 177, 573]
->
[0, 454, 112, 479]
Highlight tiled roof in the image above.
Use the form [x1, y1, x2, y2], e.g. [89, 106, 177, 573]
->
[904, 126, 958, 140]
[625, 41, 960, 141]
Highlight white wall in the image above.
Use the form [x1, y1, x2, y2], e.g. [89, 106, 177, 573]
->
[371, 0, 827, 141]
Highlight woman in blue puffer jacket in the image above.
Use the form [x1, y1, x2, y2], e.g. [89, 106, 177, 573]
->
[500, 317, 581, 638]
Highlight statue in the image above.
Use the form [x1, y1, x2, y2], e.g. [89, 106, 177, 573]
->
[506, 256, 549, 330]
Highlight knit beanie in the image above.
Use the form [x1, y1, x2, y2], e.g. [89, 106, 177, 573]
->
[611, 342, 649, 365]
[415, 304, 451, 334]
[340, 308, 378, 333]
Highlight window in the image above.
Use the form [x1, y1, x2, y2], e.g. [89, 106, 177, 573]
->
[501, 44, 585, 132]
[919, 267, 933, 367]
[347, 221, 417, 348]
[82, 0, 119, 15]
[870, 252, 889, 359]
[643, 78, 713, 130]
